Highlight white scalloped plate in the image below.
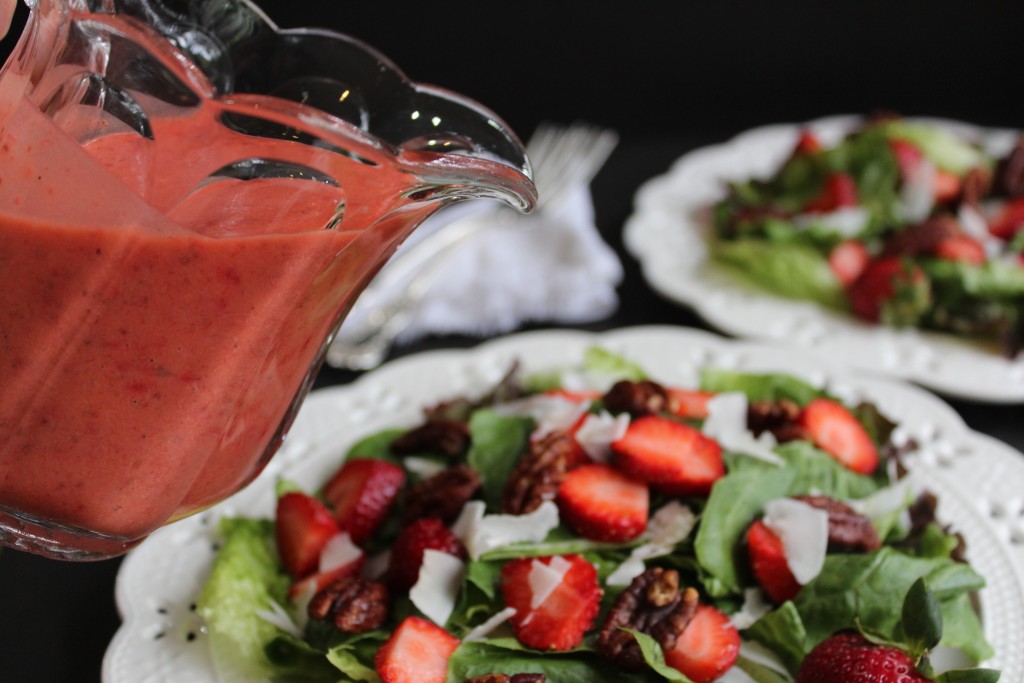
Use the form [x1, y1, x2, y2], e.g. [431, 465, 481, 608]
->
[104, 326, 1024, 681]
[623, 115, 1024, 403]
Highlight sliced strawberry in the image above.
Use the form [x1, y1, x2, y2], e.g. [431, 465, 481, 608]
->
[804, 172, 858, 213]
[989, 197, 1024, 239]
[793, 129, 822, 155]
[889, 138, 924, 177]
[556, 463, 648, 542]
[385, 517, 466, 592]
[322, 457, 405, 544]
[664, 604, 741, 683]
[666, 387, 716, 420]
[798, 398, 879, 474]
[612, 415, 724, 497]
[500, 554, 602, 651]
[846, 257, 925, 323]
[890, 138, 962, 202]
[746, 519, 801, 604]
[287, 549, 365, 601]
[542, 388, 603, 404]
[375, 615, 460, 683]
[933, 168, 962, 203]
[275, 492, 341, 579]
[933, 234, 986, 265]
[828, 239, 871, 287]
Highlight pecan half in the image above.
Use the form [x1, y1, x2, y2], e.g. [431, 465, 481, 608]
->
[307, 576, 389, 633]
[465, 675, 546, 683]
[390, 420, 470, 458]
[402, 463, 482, 525]
[602, 380, 669, 416]
[746, 399, 808, 443]
[995, 136, 1024, 198]
[792, 495, 881, 553]
[959, 166, 993, 208]
[502, 432, 587, 515]
[881, 215, 961, 258]
[598, 568, 699, 672]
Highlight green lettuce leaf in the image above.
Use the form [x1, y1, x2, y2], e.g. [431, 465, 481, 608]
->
[197, 518, 290, 679]
[445, 638, 653, 682]
[466, 409, 534, 510]
[877, 120, 990, 175]
[698, 369, 826, 406]
[695, 441, 879, 596]
[708, 237, 845, 309]
[749, 548, 991, 670]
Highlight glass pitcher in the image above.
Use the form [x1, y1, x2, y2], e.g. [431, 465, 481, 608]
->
[0, 0, 536, 560]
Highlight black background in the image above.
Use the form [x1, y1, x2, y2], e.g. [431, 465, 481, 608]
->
[1, 2, 1022, 682]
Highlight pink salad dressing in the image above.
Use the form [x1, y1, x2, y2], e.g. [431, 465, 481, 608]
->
[0, 77, 436, 542]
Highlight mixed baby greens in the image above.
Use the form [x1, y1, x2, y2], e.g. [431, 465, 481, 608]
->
[196, 347, 997, 682]
[708, 116, 1024, 357]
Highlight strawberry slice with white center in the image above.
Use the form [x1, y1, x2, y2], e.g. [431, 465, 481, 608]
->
[664, 604, 741, 683]
[322, 457, 405, 544]
[374, 616, 460, 683]
[557, 463, 649, 542]
[828, 239, 870, 287]
[666, 387, 716, 419]
[612, 415, 725, 497]
[798, 398, 879, 474]
[500, 554, 602, 651]
[275, 491, 341, 579]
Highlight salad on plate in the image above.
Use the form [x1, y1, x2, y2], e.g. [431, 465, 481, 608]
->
[707, 114, 1024, 358]
[195, 347, 999, 683]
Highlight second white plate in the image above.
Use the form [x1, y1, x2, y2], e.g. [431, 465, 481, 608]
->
[623, 115, 1024, 403]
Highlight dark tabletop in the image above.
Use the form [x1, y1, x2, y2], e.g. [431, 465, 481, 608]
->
[1, 2, 1022, 681]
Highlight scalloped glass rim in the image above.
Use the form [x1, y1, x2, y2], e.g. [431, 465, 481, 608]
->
[104, 326, 1024, 681]
[623, 115, 1024, 403]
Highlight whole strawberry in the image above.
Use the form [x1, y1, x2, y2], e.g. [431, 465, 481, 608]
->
[796, 632, 931, 683]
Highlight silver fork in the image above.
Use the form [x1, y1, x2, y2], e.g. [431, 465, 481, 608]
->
[325, 122, 619, 370]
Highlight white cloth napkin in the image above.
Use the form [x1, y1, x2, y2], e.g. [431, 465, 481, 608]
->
[333, 183, 623, 348]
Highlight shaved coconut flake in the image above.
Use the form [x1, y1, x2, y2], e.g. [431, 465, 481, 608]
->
[795, 206, 870, 237]
[574, 411, 630, 461]
[403, 456, 448, 480]
[762, 498, 829, 585]
[730, 588, 773, 630]
[959, 204, 989, 240]
[256, 599, 303, 639]
[528, 556, 572, 609]
[288, 581, 317, 632]
[646, 500, 698, 545]
[560, 369, 618, 393]
[848, 479, 917, 522]
[409, 550, 466, 626]
[899, 158, 937, 222]
[607, 502, 697, 586]
[702, 393, 785, 466]
[494, 395, 589, 438]
[453, 500, 560, 560]
[463, 607, 518, 642]
[319, 532, 363, 573]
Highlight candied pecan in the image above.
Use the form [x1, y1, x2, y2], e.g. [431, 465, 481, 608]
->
[995, 137, 1024, 198]
[402, 463, 482, 525]
[307, 576, 389, 633]
[598, 568, 699, 672]
[602, 380, 669, 416]
[390, 419, 470, 458]
[959, 166, 993, 208]
[792, 495, 881, 553]
[881, 215, 961, 258]
[746, 399, 808, 443]
[465, 675, 546, 683]
[502, 432, 587, 515]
